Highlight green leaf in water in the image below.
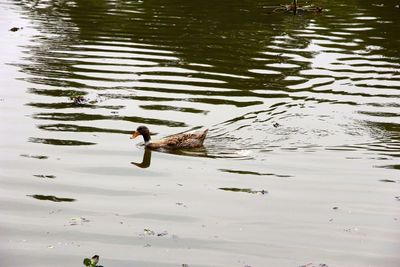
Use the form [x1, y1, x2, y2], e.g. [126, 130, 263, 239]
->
[83, 258, 91, 266]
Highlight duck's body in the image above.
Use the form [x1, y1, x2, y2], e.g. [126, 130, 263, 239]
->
[131, 126, 208, 149]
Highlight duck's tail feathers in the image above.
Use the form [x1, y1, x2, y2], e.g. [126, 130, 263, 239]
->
[200, 128, 209, 142]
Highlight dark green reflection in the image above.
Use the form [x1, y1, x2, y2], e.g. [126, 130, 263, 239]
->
[33, 174, 56, 179]
[32, 113, 186, 127]
[27, 102, 123, 110]
[140, 104, 208, 114]
[219, 168, 292, 178]
[379, 179, 397, 183]
[27, 194, 76, 202]
[219, 188, 268, 194]
[28, 137, 96, 146]
[377, 165, 400, 170]
[20, 154, 48, 159]
[38, 124, 131, 134]
[28, 88, 86, 98]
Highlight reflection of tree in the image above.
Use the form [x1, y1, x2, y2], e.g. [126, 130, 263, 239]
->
[14, 0, 400, 156]
[17, 0, 292, 90]
[15, 0, 316, 153]
[17, 0, 399, 90]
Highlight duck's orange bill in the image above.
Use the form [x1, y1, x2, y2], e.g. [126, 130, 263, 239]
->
[131, 131, 140, 139]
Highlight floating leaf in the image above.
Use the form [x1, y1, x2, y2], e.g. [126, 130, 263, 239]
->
[144, 228, 155, 235]
[83, 258, 91, 266]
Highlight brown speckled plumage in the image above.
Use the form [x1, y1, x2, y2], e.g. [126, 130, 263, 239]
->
[131, 125, 208, 149]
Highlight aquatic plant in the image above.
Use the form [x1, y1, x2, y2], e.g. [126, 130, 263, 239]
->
[272, 0, 323, 14]
[83, 255, 103, 267]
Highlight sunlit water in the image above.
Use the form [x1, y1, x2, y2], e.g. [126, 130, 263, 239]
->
[1, 0, 399, 266]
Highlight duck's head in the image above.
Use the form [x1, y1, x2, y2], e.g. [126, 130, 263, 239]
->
[131, 125, 151, 142]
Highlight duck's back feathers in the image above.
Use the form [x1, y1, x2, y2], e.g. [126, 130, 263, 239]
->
[148, 128, 208, 149]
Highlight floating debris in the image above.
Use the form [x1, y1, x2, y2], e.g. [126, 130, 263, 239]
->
[143, 228, 155, 235]
[343, 227, 359, 233]
[142, 228, 169, 237]
[69, 93, 106, 105]
[271, 1, 323, 14]
[68, 217, 90, 226]
[332, 207, 339, 210]
[10, 27, 23, 32]
[70, 95, 88, 105]
[49, 209, 62, 214]
[157, 231, 168, 237]
[299, 264, 329, 267]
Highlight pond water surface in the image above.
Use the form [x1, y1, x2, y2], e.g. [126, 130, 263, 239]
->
[1, 0, 399, 266]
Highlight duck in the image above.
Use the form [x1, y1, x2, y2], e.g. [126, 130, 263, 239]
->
[131, 125, 208, 149]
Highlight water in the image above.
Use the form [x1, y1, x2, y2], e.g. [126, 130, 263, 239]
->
[1, 0, 399, 266]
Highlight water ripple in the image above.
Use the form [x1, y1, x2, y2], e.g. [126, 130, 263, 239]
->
[10, 0, 400, 160]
